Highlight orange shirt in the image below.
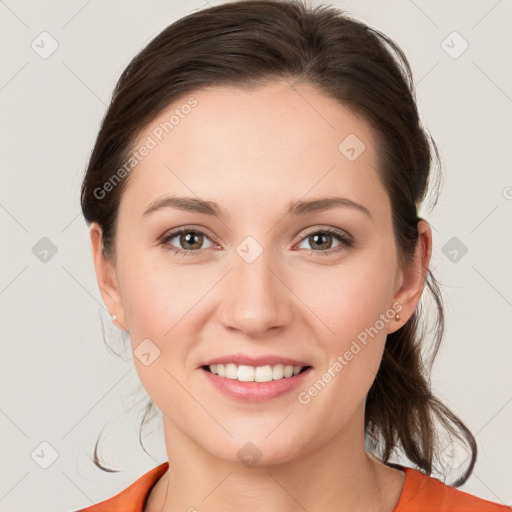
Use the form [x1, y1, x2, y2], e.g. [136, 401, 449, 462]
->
[74, 462, 511, 512]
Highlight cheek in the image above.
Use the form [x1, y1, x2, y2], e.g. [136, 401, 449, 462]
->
[297, 256, 395, 399]
[296, 258, 395, 343]
[117, 246, 209, 339]
[116, 254, 204, 415]
[116, 247, 224, 393]
[295, 270, 392, 433]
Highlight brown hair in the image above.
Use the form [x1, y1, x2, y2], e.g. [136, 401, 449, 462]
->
[81, 0, 477, 485]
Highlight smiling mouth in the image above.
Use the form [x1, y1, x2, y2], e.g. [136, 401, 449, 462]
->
[201, 363, 312, 382]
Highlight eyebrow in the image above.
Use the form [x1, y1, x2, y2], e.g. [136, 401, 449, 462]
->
[143, 195, 371, 218]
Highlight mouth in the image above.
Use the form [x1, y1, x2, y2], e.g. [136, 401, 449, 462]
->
[201, 363, 312, 382]
[200, 363, 313, 401]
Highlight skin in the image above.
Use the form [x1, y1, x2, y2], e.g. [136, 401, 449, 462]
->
[90, 81, 432, 512]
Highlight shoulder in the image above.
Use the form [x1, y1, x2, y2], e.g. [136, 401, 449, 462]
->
[394, 466, 511, 512]
[72, 462, 169, 512]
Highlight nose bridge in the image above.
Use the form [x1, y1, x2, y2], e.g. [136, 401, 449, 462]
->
[218, 236, 293, 335]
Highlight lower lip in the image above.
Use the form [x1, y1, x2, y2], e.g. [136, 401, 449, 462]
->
[200, 367, 312, 401]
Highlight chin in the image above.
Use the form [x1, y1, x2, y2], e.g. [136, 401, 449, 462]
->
[202, 430, 307, 468]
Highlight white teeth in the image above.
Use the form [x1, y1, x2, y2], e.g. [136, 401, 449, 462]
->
[237, 365, 255, 381]
[272, 364, 284, 380]
[255, 365, 273, 382]
[207, 363, 306, 382]
[225, 363, 238, 379]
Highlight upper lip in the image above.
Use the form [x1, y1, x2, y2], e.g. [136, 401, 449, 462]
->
[200, 354, 312, 368]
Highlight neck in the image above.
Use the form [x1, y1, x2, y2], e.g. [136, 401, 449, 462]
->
[145, 407, 404, 512]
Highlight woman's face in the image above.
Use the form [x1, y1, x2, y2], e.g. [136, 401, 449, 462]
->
[92, 81, 423, 465]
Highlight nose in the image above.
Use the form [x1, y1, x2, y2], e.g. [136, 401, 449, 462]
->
[218, 245, 294, 338]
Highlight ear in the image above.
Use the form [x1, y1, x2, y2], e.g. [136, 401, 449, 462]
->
[387, 219, 432, 334]
[90, 222, 128, 331]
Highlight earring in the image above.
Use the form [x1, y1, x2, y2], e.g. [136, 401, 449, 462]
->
[395, 313, 400, 321]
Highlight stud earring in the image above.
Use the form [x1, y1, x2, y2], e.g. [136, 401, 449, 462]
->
[395, 313, 400, 321]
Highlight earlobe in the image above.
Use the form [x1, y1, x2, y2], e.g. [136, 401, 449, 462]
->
[388, 220, 432, 334]
[89, 223, 127, 330]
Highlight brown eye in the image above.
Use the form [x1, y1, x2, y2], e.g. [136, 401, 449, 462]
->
[162, 229, 213, 254]
[307, 232, 334, 250]
[297, 228, 354, 256]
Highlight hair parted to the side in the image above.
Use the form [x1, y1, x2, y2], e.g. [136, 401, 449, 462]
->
[81, 0, 477, 485]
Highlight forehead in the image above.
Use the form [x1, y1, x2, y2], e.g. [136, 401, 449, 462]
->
[120, 81, 388, 221]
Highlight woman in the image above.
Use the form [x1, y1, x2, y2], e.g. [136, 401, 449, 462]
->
[75, 0, 511, 510]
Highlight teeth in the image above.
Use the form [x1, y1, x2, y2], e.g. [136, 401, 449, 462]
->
[207, 363, 305, 382]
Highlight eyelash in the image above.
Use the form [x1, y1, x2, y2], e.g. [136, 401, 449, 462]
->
[160, 226, 354, 257]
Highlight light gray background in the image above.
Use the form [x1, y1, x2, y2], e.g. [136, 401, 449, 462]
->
[1, 1, 511, 510]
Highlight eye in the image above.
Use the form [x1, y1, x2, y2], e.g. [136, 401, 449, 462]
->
[296, 227, 354, 256]
[161, 226, 354, 257]
[161, 228, 214, 255]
